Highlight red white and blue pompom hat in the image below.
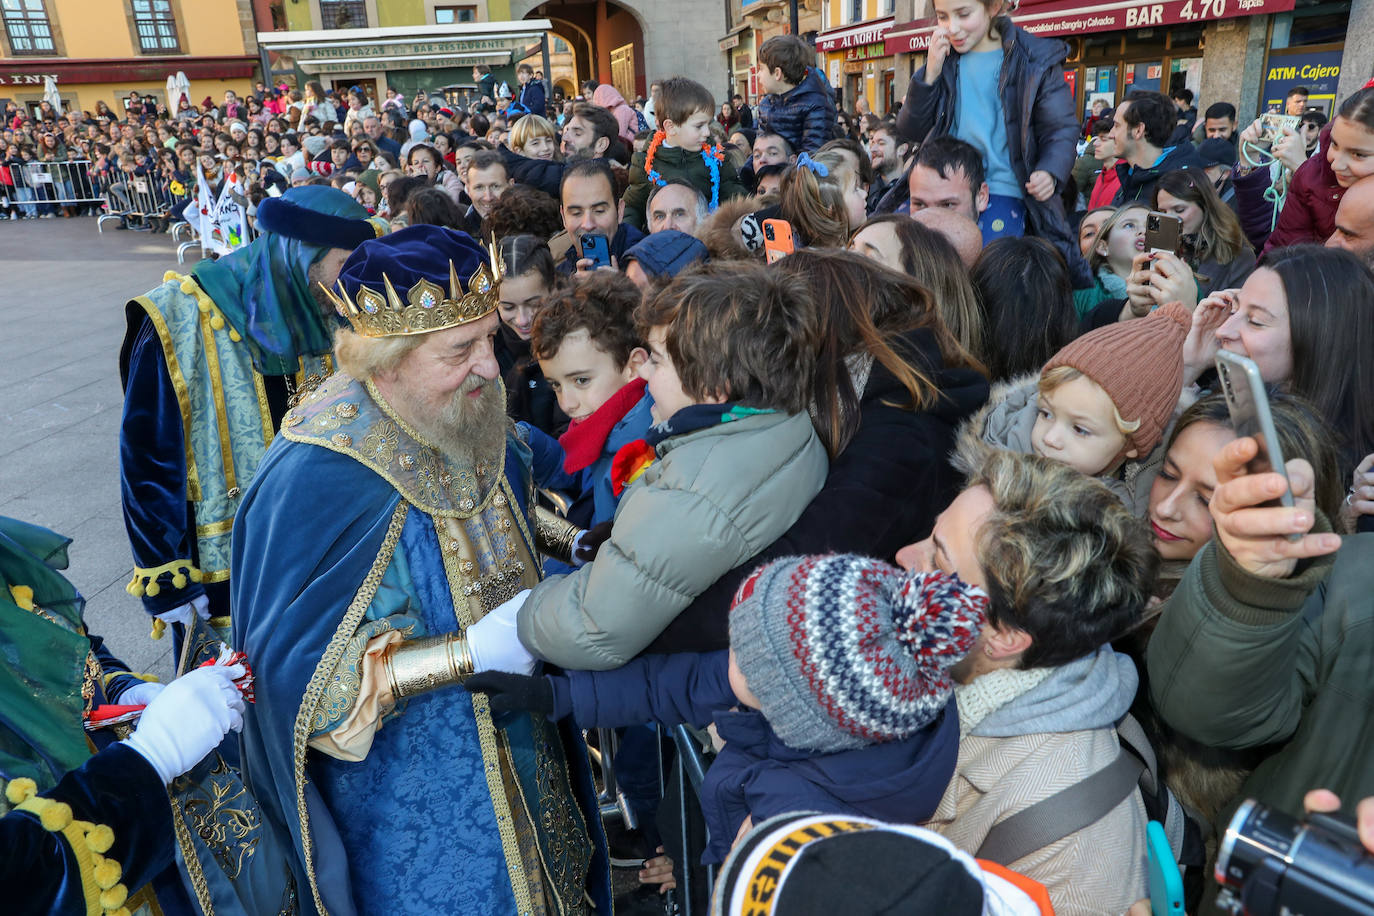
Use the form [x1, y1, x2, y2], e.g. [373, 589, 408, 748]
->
[728, 555, 987, 753]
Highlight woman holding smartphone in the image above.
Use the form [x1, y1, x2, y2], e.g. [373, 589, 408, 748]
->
[1151, 169, 1256, 298]
[1179, 245, 1374, 527]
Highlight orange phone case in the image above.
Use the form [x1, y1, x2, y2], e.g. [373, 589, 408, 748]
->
[762, 218, 795, 264]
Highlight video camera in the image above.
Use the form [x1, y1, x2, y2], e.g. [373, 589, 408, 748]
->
[1215, 799, 1374, 915]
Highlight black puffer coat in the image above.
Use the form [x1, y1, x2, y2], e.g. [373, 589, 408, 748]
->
[897, 20, 1090, 287]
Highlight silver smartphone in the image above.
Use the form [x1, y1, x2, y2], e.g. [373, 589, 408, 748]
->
[1215, 350, 1295, 516]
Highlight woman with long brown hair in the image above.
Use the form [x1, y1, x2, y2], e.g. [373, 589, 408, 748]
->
[644, 249, 989, 652]
[1151, 168, 1255, 297]
[849, 213, 987, 363]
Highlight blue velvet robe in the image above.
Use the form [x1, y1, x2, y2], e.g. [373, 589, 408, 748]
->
[228, 374, 610, 916]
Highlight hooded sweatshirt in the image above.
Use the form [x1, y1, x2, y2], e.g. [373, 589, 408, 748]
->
[591, 84, 639, 146]
[931, 647, 1148, 916]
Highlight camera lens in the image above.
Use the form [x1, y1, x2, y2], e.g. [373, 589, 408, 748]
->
[764, 225, 774, 240]
[1217, 800, 1302, 889]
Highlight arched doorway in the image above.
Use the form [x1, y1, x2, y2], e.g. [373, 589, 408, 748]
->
[514, 0, 647, 101]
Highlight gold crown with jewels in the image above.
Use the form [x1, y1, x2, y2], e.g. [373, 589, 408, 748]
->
[322, 242, 504, 338]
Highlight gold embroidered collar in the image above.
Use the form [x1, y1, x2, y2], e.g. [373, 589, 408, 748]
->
[280, 372, 506, 518]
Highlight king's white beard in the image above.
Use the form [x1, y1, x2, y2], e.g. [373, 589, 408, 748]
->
[389, 373, 508, 467]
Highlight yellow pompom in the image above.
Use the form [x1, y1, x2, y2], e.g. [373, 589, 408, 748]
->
[228, 329, 242, 342]
[197, 299, 211, 314]
[210, 314, 225, 331]
[126, 579, 145, 598]
[93, 857, 122, 889]
[180, 278, 198, 295]
[171, 572, 187, 589]
[189, 567, 204, 584]
[145, 581, 161, 598]
[86, 823, 115, 853]
[99, 884, 128, 909]
[150, 617, 166, 640]
[39, 800, 73, 832]
[163, 270, 179, 283]
[8, 584, 35, 610]
[5, 777, 36, 804]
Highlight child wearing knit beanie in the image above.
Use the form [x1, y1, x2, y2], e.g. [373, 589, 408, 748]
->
[957, 302, 1192, 513]
[466, 554, 987, 864]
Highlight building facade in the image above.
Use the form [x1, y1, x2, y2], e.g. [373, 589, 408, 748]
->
[815, 0, 895, 114]
[883, 0, 1367, 127]
[718, 0, 823, 105]
[0, 0, 258, 117]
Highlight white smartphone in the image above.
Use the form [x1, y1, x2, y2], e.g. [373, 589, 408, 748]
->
[1215, 351, 1297, 524]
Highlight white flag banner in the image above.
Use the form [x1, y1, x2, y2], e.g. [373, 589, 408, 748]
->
[192, 163, 250, 255]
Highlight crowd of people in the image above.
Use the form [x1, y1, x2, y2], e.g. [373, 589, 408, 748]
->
[5, 0, 1374, 913]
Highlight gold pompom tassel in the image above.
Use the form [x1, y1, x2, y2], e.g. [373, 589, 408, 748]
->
[5, 777, 36, 805]
[150, 618, 166, 640]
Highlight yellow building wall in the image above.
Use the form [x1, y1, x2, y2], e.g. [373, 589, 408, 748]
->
[0, 0, 254, 117]
[47, 0, 247, 58]
[379, 0, 425, 26]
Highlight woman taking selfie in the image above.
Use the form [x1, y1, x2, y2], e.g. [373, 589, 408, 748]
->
[1150, 169, 1255, 298]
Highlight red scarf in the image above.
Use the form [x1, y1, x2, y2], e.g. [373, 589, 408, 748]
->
[557, 378, 647, 475]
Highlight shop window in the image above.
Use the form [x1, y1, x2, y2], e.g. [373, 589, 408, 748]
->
[435, 5, 476, 23]
[132, 0, 179, 53]
[1271, 0, 1350, 48]
[2, 0, 54, 55]
[319, 0, 366, 29]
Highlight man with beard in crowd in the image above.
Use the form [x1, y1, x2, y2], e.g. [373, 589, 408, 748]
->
[118, 186, 385, 640]
[229, 225, 611, 916]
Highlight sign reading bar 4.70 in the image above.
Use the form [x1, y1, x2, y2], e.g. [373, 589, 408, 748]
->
[884, 0, 1293, 54]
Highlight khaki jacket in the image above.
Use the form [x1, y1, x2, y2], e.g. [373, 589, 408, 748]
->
[929, 728, 1149, 915]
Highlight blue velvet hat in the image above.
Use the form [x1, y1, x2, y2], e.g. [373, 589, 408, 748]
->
[255, 184, 385, 250]
[327, 225, 501, 338]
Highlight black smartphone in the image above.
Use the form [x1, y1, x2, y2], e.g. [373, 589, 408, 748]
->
[1215, 350, 1297, 521]
[580, 233, 610, 269]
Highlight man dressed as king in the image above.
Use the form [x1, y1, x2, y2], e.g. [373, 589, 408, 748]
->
[230, 225, 611, 915]
[119, 186, 385, 638]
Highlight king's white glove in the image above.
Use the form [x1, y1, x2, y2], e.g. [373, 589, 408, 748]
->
[118, 680, 166, 706]
[123, 664, 245, 783]
[466, 589, 537, 676]
[153, 593, 211, 629]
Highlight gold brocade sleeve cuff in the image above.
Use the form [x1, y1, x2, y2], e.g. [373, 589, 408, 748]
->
[383, 633, 474, 701]
[533, 506, 580, 566]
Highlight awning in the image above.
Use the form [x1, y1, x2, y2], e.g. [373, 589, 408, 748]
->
[815, 17, 895, 52]
[0, 56, 256, 84]
[258, 20, 553, 76]
[884, 0, 1294, 54]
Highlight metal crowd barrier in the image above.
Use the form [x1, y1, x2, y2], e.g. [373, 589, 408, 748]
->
[592, 724, 716, 915]
[2, 159, 107, 215]
[97, 170, 174, 232]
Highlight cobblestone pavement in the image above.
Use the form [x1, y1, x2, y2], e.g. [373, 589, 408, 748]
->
[0, 218, 193, 680]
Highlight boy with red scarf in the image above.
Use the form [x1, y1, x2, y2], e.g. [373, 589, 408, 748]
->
[521, 272, 654, 571]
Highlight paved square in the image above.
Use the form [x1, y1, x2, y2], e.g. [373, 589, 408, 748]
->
[0, 220, 203, 680]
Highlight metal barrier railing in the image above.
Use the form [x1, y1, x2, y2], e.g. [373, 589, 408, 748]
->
[592, 723, 716, 915]
[97, 171, 175, 232]
[2, 159, 107, 214]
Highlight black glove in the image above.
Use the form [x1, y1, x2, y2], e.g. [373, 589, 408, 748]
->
[574, 520, 614, 564]
[464, 671, 554, 717]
